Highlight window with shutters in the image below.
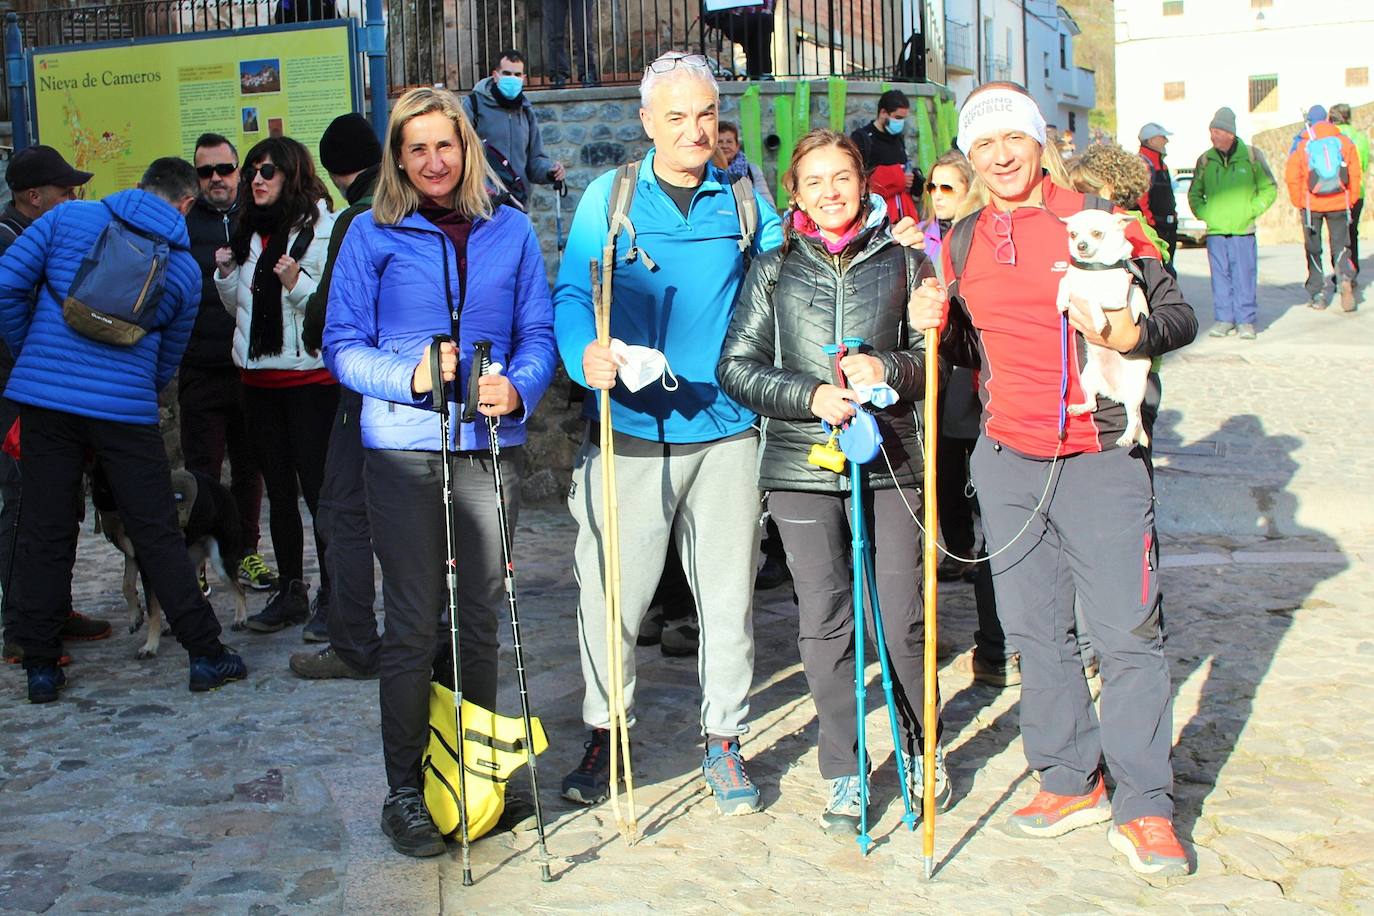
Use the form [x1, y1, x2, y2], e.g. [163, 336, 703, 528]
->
[1248, 74, 1278, 113]
[1163, 81, 1185, 102]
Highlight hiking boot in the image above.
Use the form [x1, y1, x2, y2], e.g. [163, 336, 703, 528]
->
[59, 610, 111, 641]
[189, 649, 247, 692]
[246, 580, 310, 633]
[754, 555, 792, 591]
[496, 786, 539, 833]
[1308, 294, 1328, 310]
[637, 606, 665, 646]
[1109, 816, 1191, 877]
[289, 646, 377, 680]
[660, 620, 699, 657]
[381, 787, 446, 858]
[1207, 322, 1236, 338]
[562, 728, 617, 804]
[936, 555, 976, 581]
[903, 745, 952, 813]
[702, 737, 760, 816]
[821, 774, 862, 834]
[238, 553, 279, 592]
[1005, 773, 1112, 838]
[1339, 279, 1357, 312]
[302, 590, 329, 643]
[954, 651, 1022, 687]
[1237, 323, 1257, 340]
[27, 665, 67, 704]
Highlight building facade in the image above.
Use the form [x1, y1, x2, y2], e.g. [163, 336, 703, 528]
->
[1114, 0, 1374, 163]
[941, 0, 1029, 105]
[1024, 1, 1096, 141]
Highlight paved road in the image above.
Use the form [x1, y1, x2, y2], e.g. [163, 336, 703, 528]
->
[2, 244, 1371, 913]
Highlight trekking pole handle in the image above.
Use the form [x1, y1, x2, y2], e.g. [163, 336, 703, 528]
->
[462, 339, 492, 423]
[428, 334, 454, 414]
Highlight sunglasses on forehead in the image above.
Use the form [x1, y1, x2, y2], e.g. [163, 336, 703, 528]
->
[927, 182, 959, 194]
[196, 163, 237, 179]
[244, 163, 281, 182]
[646, 53, 709, 74]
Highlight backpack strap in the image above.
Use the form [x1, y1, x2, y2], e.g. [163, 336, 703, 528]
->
[605, 161, 656, 271]
[288, 223, 315, 271]
[0, 217, 24, 242]
[728, 172, 759, 256]
[944, 210, 980, 301]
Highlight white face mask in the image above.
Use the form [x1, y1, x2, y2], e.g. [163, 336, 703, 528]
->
[610, 339, 679, 393]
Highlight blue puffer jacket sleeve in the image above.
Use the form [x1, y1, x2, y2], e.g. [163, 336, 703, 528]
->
[155, 250, 201, 391]
[323, 217, 427, 407]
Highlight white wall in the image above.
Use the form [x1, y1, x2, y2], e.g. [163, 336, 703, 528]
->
[942, 0, 1026, 105]
[1114, 0, 1374, 163]
[1024, 0, 1094, 136]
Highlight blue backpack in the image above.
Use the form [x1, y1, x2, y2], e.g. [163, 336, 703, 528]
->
[60, 203, 170, 346]
[1305, 132, 1349, 196]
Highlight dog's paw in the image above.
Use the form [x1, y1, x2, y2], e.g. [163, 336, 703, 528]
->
[135, 647, 158, 660]
[230, 621, 248, 632]
[1066, 402, 1095, 416]
[128, 621, 143, 634]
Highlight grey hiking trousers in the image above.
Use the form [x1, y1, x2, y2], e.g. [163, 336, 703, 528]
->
[971, 437, 1173, 824]
[568, 427, 759, 738]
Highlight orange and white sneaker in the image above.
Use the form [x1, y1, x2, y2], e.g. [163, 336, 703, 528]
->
[1109, 816, 1191, 877]
[1005, 773, 1112, 838]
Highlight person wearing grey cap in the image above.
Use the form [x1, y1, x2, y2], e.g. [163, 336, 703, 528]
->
[1188, 106, 1277, 339]
[1137, 122, 1178, 273]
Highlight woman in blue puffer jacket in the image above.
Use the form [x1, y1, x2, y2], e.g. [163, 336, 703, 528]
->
[322, 87, 556, 858]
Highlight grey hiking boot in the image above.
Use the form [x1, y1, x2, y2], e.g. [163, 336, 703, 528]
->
[903, 745, 952, 813]
[289, 646, 377, 680]
[821, 774, 862, 834]
[660, 620, 699, 657]
[1237, 323, 1257, 340]
[1207, 322, 1236, 337]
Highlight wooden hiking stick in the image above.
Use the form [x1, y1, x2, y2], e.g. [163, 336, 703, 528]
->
[590, 257, 638, 843]
[921, 327, 940, 880]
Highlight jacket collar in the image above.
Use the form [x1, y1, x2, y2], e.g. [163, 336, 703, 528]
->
[638, 148, 728, 197]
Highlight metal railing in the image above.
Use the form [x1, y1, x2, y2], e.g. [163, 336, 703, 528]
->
[944, 17, 972, 74]
[2, 0, 919, 121]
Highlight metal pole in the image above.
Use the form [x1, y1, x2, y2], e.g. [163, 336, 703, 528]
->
[6, 13, 31, 150]
[363, 0, 388, 139]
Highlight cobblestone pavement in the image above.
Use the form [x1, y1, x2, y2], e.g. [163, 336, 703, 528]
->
[3, 245, 1372, 914]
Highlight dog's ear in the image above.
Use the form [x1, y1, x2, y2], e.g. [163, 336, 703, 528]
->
[1114, 212, 1137, 229]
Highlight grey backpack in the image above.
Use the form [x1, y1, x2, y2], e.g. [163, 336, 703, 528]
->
[59, 203, 169, 346]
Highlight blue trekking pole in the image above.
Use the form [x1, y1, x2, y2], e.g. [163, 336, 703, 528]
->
[823, 338, 919, 856]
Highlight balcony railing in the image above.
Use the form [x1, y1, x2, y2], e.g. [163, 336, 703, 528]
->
[2, 0, 923, 121]
[944, 17, 972, 74]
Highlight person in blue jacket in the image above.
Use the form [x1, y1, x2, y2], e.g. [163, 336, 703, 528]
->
[322, 87, 556, 858]
[0, 157, 247, 702]
[553, 51, 784, 817]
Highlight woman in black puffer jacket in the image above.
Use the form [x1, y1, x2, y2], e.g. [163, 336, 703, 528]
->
[717, 129, 948, 834]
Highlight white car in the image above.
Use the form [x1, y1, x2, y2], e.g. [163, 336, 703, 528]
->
[1172, 168, 1208, 245]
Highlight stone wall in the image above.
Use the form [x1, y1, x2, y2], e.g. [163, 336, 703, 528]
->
[1251, 101, 1373, 246]
[511, 80, 947, 503]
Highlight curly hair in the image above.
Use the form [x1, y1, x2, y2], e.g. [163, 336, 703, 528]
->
[1069, 143, 1150, 210]
[230, 136, 333, 262]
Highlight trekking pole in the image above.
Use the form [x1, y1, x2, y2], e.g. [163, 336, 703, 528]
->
[429, 335, 474, 887]
[590, 257, 638, 843]
[921, 327, 941, 881]
[554, 178, 567, 255]
[472, 339, 553, 882]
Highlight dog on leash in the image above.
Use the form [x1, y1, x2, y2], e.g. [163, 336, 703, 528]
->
[1057, 209, 1152, 448]
[92, 466, 248, 658]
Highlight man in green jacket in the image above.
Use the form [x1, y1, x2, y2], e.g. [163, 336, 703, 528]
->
[1330, 103, 1368, 280]
[1188, 106, 1277, 339]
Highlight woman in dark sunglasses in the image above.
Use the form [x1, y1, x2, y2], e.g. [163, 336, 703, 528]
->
[214, 136, 338, 633]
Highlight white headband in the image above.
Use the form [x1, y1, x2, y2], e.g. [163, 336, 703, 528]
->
[957, 89, 1048, 153]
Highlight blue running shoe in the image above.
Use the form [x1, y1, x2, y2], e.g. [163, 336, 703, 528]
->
[702, 738, 760, 815]
[27, 665, 67, 704]
[189, 650, 247, 692]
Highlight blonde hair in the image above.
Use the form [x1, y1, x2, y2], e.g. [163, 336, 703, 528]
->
[926, 149, 979, 220]
[960, 81, 1071, 211]
[373, 87, 494, 225]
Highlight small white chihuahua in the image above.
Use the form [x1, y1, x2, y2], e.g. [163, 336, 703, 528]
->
[1057, 209, 1152, 449]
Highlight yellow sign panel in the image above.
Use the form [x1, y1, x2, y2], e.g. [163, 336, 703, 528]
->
[30, 23, 357, 206]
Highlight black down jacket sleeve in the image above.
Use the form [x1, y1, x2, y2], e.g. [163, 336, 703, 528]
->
[873, 248, 939, 401]
[1123, 255, 1198, 359]
[717, 249, 822, 421]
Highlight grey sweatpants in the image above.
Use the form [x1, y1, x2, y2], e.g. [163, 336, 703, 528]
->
[770, 486, 939, 779]
[970, 437, 1173, 824]
[568, 430, 759, 738]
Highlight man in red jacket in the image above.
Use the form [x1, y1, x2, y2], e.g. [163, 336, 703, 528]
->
[1285, 105, 1363, 311]
[917, 81, 1198, 878]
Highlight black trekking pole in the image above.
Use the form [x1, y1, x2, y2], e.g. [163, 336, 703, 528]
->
[429, 335, 474, 887]
[553, 178, 568, 256]
[472, 339, 553, 882]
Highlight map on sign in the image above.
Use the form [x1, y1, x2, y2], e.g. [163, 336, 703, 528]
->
[60, 91, 131, 184]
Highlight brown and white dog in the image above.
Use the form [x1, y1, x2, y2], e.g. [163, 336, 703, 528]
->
[93, 466, 248, 658]
[1057, 209, 1152, 449]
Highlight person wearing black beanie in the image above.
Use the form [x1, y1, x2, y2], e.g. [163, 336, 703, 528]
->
[291, 112, 386, 675]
